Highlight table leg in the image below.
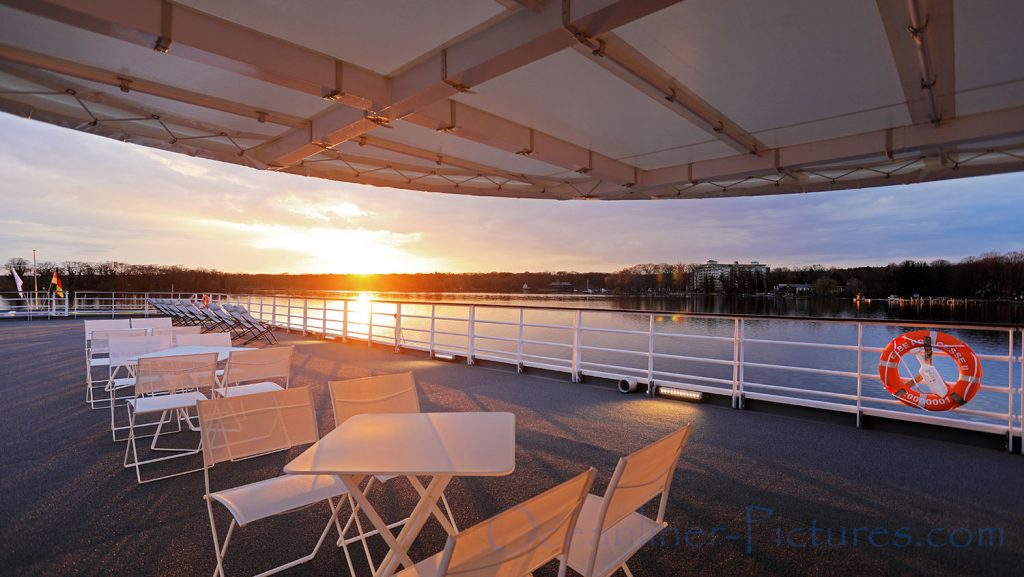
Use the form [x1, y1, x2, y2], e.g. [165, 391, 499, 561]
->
[375, 474, 453, 577]
[404, 476, 456, 535]
[339, 475, 417, 573]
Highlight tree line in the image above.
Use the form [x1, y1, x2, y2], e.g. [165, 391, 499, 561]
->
[3, 251, 1022, 299]
[603, 252, 1024, 298]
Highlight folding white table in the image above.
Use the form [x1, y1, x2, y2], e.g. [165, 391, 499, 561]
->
[284, 411, 516, 577]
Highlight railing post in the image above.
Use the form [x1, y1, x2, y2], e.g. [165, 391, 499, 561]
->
[394, 303, 402, 352]
[321, 299, 327, 338]
[738, 320, 745, 408]
[342, 299, 349, 343]
[732, 318, 740, 409]
[144, 292, 149, 317]
[302, 298, 308, 335]
[647, 313, 655, 388]
[856, 323, 863, 428]
[1008, 329, 1015, 453]
[271, 297, 277, 328]
[287, 296, 293, 330]
[467, 305, 475, 365]
[572, 309, 583, 382]
[516, 308, 524, 373]
[368, 300, 374, 347]
[429, 304, 436, 357]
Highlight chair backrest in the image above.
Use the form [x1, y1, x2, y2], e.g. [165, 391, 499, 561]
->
[135, 352, 218, 396]
[222, 346, 293, 388]
[84, 319, 132, 343]
[175, 332, 232, 347]
[89, 328, 150, 354]
[171, 325, 202, 344]
[599, 423, 693, 532]
[197, 386, 319, 467]
[108, 334, 173, 368]
[130, 317, 172, 330]
[436, 468, 596, 577]
[328, 372, 420, 428]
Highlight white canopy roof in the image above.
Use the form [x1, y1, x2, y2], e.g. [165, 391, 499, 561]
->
[1, 0, 1022, 200]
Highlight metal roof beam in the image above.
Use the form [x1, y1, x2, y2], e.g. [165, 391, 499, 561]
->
[876, 0, 956, 125]
[568, 32, 765, 155]
[253, 0, 680, 179]
[405, 99, 639, 184]
[0, 43, 306, 128]
[352, 134, 566, 189]
[640, 105, 1024, 187]
[0, 0, 390, 107]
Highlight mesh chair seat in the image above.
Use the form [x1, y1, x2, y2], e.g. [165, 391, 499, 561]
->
[128, 391, 208, 415]
[210, 473, 347, 527]
[110, 376, 136, 389]
[213, 381, 283, 398]
[567, 494, 665, 577]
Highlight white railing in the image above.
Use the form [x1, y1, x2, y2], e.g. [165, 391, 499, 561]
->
[228, 293, 1022, 451]
[2, 290, 1020, 450]
[0, 291, 68, 319]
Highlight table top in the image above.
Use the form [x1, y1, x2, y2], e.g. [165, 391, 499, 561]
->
[285, 412, 516, 477]
[134, 345, 251, 361]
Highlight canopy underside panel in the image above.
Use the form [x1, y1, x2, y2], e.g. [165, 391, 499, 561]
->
[1, 0, 1022, 200]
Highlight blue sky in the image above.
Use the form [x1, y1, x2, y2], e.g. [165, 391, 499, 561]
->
[0, 112, 1021, 274]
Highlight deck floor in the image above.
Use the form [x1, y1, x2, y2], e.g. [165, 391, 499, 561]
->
[0, 320, 1021, 577]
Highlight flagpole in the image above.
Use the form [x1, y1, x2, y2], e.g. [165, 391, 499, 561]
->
[32, 249, 38, 309]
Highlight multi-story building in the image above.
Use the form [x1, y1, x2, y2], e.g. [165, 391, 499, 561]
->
[691, 260, 769, 292]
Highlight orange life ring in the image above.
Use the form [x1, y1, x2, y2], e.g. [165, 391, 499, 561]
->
[878, 330, 981, 412]
[202, 294, 211, 308]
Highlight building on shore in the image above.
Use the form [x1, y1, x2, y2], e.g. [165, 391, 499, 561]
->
[775, 283, 813, 295]
[691, 260, 769, 292]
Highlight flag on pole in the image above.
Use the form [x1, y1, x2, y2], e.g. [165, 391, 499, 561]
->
[11, 269, 24, 298]
[49, 271, 65, 298]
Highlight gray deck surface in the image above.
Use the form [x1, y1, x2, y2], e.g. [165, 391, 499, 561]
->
[0, 320, 1021, 577]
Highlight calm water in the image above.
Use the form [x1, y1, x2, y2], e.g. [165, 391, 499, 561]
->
[268, 292, 1023, 325]
[254, 292, 1020, 425]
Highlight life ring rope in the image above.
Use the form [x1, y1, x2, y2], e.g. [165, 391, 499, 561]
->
[878, 330, 981, 412]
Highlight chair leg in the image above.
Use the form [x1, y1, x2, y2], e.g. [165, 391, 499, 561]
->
[440, 492, 458, 533]
[337, 478, 380, 574]
[621, 563, 635, 577]
[206, 501, 235, 577]
[123, 409, 204, 484]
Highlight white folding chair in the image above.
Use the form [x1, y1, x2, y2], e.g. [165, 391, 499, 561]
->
[84, 319, 132, 407]
[328, 372, 460, 572]
[123, 352, 216, 484]
[85, 326, 147, 409]
[214, 346, 292, 398]
[197, 387, 355, 577]
[394, 468, 596, 577]
[176, 332, 232, 347]
[130, 317, 173, 330]
[107, 334, 172, 440]
[566, 424, 694, 577]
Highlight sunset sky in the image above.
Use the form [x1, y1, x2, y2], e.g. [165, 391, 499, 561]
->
[1, 112, 1021, 274]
